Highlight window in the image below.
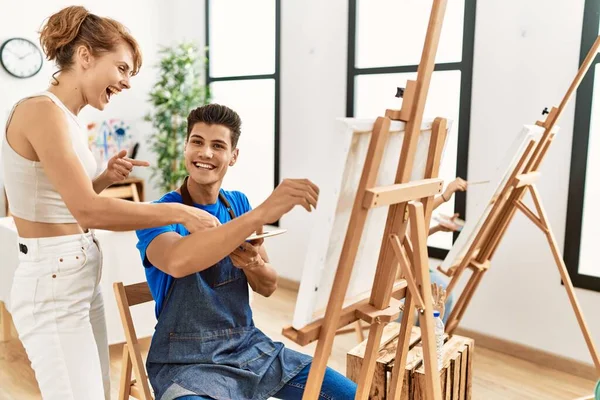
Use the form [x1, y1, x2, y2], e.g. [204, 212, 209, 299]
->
[564, 0, 600, 292]
[347, 0, 477, 258]
[205, 0, 281, 210]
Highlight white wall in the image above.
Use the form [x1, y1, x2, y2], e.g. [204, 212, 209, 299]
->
[266, 0, 600, 366]
[161, 0, 204, 49]
[458, 0, 600, 366]
[0, 0, 174, 212]
[265, 0, 349, 281]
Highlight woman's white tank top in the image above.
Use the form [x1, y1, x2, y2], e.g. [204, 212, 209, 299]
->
[1, 91, 98, 223]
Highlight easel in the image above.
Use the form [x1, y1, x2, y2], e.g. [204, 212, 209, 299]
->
[438, 35, 600, 378]
[282, 1, 451, 399]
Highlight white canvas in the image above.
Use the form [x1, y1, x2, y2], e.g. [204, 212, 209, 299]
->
[292, 117, 453, 330]
[440, 124, 552, 272]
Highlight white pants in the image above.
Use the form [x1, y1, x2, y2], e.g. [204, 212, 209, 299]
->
[9, 231, 110, 400]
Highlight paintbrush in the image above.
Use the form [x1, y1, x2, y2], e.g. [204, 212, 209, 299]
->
[467, 179, 490, 186]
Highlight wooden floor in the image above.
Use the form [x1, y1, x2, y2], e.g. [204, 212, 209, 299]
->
[0, 286, 596, 399]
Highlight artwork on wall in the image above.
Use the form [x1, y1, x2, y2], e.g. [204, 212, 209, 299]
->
[87, 119, 138, 169]
[291, 117, 452, 330]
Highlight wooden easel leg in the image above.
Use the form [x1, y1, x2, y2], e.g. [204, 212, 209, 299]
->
[388, 291, 416, 400]
[301, 117, 392, 399]
[0, 301, 13, 342]
[445, 269, 485, 334]
[409, 202, 442, 400]
[355, 321, 387, 400]
[119, 345, 133, 400]
[456, 270, 485, 324]
[529, 186, 600, 373]
[353, 320, 365, 343]
[403, 236, 414, 268]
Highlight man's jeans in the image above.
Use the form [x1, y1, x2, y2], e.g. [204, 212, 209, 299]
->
[175, 362, 357, 400]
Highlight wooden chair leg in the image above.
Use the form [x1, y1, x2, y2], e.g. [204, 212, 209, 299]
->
[0, 301, 13, 342]
[119, 345, 133, 400]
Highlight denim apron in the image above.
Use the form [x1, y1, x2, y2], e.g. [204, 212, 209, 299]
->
[146, 178, 312, 400]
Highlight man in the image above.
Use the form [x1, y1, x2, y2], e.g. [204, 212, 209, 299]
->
[135, 104, 357, 400]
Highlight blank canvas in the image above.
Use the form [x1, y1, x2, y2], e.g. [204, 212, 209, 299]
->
[293, 117, 452, 330]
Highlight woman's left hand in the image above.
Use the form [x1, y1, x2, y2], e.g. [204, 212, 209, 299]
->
[437, 213, 462, 232]
[442, 177, 467, 201]
[105, 149, 150, 184]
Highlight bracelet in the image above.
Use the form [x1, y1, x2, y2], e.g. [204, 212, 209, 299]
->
[441, 193, 448, 202]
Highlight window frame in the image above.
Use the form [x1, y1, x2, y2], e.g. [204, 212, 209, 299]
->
[204, 0, 282, 197]
[563, 0, 600, 292]
[346, 0, 477, 259]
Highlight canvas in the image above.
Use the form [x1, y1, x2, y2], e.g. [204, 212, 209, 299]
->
[439, 124, 553, 272]
[292, 117, 452, 330]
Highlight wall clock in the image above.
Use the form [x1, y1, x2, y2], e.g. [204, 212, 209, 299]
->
[0, 37, 43, 79]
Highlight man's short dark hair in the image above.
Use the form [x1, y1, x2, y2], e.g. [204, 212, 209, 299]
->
[186, 104, 242, 148]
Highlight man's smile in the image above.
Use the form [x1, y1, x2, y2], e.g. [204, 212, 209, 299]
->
[193, 162, 216, 170]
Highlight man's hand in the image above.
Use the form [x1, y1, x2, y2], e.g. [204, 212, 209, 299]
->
[230, 226, 277, 297]
[230, 242, 265, 271]
[248, 226, 265, 247]
[442, 177, 467, 202]
[104, 149, 150, 184]
[255, 178, 319, 225]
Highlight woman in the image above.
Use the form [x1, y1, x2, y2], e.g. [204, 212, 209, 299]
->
[427, 177, 468, 323]
[2, 6, 216, 399]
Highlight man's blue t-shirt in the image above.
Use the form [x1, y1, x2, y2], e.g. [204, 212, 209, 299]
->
[135, 189, 252, 318]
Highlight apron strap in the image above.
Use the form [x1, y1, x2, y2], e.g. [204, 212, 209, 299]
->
[160, 177, 238, 317]
[179, 176, 236, 220]
[157, 177, 238, 317]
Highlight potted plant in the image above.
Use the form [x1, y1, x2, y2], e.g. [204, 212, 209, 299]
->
[145, 42, 210, 192]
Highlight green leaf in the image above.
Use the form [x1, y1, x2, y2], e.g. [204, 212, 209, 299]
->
[145, 41, 210, 193]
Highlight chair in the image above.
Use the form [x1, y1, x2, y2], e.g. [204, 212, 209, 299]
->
[114, 281, 257, 400]
[113, 281, 155, 400]
[101, 182, 141, 202]
[0, 301, 15, 342]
